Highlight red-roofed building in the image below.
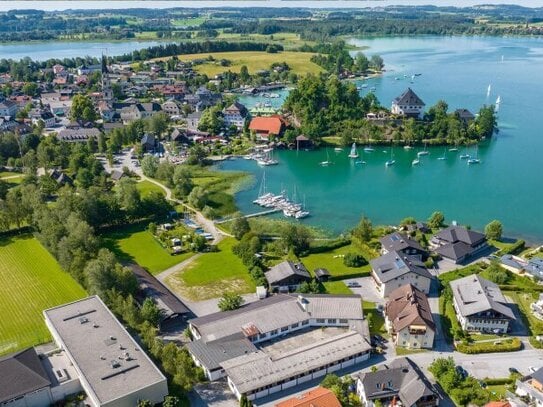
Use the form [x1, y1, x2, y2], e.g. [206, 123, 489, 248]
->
[275, 387, 341, 407]
[249, 115, 284, 141]
[484, 402, 511, 407]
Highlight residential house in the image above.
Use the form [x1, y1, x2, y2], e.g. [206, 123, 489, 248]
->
[265, 260, 312, 292]
[357, 357, 439, 407]
[431, 226, 488, 264]
[380, 232, 429, 261]
[385, 284, 435, 349]
[0, 348, 53, 407]
[314, 268, 331, 282]
[455, 108, 475, 124]
[153, 84, 187, 100]
[249, 116, 284, 141]
[162, 99, 183, 117]
[0, 99, 18, 117]
[37, 168, 73, 187]
[515, 367, 543, 407]
[370, 251, 433, 297]
[120, 102, 162, 123]
[223, 101, 248, 130]
[29, 109, 56, 127]
[450, 274, 515, 333]
[141, 134, 157, 152]
[48, 100, 72, 117]
[187, 294, 371, 400]
[391, 88, 425, 118]
[275, 387, 341, 407]
[185, 112, 202, 131]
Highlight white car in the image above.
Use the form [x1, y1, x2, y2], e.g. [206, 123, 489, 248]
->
[529, 366, 538, 373]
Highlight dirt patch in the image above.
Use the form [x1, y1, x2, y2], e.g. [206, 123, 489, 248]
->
[165, 275, 252, 302]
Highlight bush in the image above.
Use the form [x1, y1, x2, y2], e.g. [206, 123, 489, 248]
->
[483, 377, 513, 386]
[456, 337, 521, 354]
[343, 252, 368, 267]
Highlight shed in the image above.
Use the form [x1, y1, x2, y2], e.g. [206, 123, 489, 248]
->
[314, 268, 331, 282]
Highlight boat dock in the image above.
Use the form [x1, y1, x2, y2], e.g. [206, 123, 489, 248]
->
[215, 208, 281, 224]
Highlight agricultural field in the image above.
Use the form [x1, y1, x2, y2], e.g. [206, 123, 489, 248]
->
[174, 51, 323, 77]
[216, 32, 316, 49]
[102, 222, 192, 275]
[165, 237, 256, 301]
[0, 235, 86, 356]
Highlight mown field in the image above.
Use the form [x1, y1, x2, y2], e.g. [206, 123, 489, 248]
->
[165, 237, 256, 301]
[102, 222, 192, 275]
[0, 235, 86, 356]
[174, 51, 323, 77]
[136, 180, 166, 197]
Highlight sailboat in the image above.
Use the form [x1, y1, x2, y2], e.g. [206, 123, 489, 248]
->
[437, 148, 447, 160]
[417, 143, 429, 156]
[348, 143, 359, 158]
[486, 84, 492, 98]
[334, 147, 343, 153]
[385, 148, 395, 167]
[320, 149, 332, 166]
[467, 146, 481, 164]
[412, 157, 420, 166]
[496, 95, 501, 105]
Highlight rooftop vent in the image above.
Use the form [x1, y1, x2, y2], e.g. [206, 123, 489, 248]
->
[79, 317, 89, 324]
[110, 360, 121, 369]
[110, 336, 116, 341]
[93, 323, 99, 328]
[100, 355, 106, 360]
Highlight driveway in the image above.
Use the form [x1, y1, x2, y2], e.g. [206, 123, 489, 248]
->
[181, 293, 261, 317]
[345, 276, 384, 304]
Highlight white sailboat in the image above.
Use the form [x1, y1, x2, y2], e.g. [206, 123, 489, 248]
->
[496, 95, 501, 105]
[487, 84, 491, 98]
[385, 148, 395, 167]
[334, 147, 343, 152]
[320, 149, 332, 166]
[467, 145, 481, 164]
[417, 143, 429, 156]
[348, 142, 359, 158]
[437, 148, 447, 160]
[412, 158, 420, 166]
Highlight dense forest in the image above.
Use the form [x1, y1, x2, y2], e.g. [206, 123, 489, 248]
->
[1, 5, 543, 42]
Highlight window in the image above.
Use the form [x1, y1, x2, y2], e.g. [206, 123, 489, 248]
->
[271, 329, 278, 336]
[281, 327, 288, 332]
[327, 319, 337, 324]
[302, 320, 309, 326]
[316, 319, 325, 324]
[339, 319, 348, 324]
[291, 323, 299, 329]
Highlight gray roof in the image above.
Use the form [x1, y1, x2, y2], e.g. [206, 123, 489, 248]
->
[57, 127, 100, 141]
[434, 226, 486, 246]
[314, 268, 331, 278]
[221, 330, 371, 394]
[265, 261, 311, 285]
[370, 251, 432, 284]
[190, 294, 364, 344]
[380, 232, 426, 254]
[434, 241, 473, 261]
[450, 274, 515, 320]
[0, 348, 51, 404]
[358, 357, 437, 407]
[393, 88, 425, 107]
[532, 367, 543, 384]
[43, 296, 167, 405]
[186, 334, 257, 371]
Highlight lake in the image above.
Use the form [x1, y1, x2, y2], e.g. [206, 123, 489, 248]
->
[0, 40, 167, 62]
[217, 36, 543, 242]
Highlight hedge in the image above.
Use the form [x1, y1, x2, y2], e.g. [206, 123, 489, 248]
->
[497, 240, 526, 256]
[483, 378, 514, 386]
[456, 337, 522, 354]
[308, 238, 351, 254]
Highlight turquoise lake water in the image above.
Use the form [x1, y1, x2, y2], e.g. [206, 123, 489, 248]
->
[217, 36, 543, 242]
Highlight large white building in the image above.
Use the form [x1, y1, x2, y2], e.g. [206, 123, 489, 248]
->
[44, 296, 168, 407]
[187, 294, 372, 402]
[391, 88, 425, 118]
[450, 274, 515, 333]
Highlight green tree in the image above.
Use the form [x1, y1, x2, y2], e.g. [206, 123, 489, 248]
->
[187, 186, 208, 210]
[352, 216, 373, 242]
[141, 155, 159, 178]
[70, 94, 97, 122]
[231, 214, 250, 240]
[239, 394, 252, 407]
[141, 298, 163, 326]
[355, 52, 369, 72]
[370, 54, 384, 70]
[137, 400, 152, 407]
[163, 396, 180, 407]
[485, 219, 503, 240]
[428, 211, 445, 229]
[198, 105, 224, 134]
[239, 65, 250, 83]
[281, 224, 311, 256]
[147, 112, 170, 138]
[218, 292, 245, 312]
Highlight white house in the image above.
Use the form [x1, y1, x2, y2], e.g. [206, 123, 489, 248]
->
[450, 274, 515, 333]
[391, 88, 425, 118]
[223, 101, 248, 130]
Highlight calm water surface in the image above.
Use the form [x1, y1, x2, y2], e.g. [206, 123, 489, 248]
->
[218, 36, 543, 242]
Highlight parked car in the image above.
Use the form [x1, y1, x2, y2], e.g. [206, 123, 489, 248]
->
[347, 281, 361, 288]
[456, 365, 468, 378]
[509, 367, 519, 374]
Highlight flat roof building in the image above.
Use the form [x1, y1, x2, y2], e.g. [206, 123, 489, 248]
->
[44, 296, 168, 407]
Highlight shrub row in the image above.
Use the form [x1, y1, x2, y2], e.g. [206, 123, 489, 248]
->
[308, 238, 351, 254]
[497, 240, 526, 256]
[483, 377, 514, 386]
[456, 337, 522, 354]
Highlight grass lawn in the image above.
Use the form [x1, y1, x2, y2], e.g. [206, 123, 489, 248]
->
[363, 301, 387, 337]
[171, 17, 207, 27]
[395, 347, 428, 356]
[168, 51, 323, 77]
[136, 180, 166, 197]
[300, 242, 377, 280]
[217, 32, 316, 49]
[322, 281, 352, 295]
[102, 222, 192, 275]
[165, 237, 256, 301]
[0, 235, 86, 356]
